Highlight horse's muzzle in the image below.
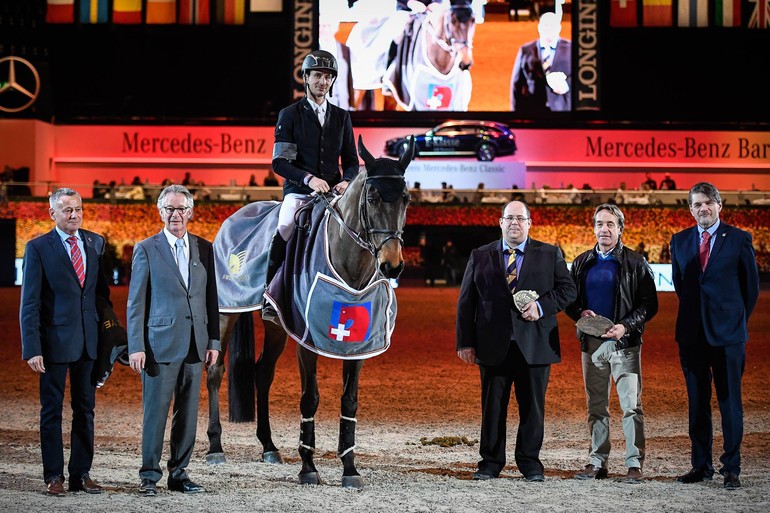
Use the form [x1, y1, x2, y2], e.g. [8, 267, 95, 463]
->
[459, 59, 473, 71]
[380, 260, 404, 280]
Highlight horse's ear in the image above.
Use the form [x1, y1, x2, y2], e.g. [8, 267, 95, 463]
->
[398, 136, 415, 170]
[358, 135, 376, 169]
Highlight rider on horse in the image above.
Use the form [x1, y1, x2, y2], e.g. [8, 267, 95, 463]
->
[264, 49, 360, 320]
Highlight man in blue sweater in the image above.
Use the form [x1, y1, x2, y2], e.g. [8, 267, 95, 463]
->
[566, 204, 658, 483]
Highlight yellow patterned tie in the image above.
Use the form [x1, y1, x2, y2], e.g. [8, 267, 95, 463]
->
[507, 250, 518, 293]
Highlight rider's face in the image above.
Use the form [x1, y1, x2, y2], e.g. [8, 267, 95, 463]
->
[305, 70, 335, 104]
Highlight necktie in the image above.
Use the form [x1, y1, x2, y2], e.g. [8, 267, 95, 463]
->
[542, 47, 553, 72]
[317, 106, 325, 126]
[699, 231, 711, 271]
[175, 238, 188, 288]
[506, 249, 519, 294]
[66, 236, 85, 288]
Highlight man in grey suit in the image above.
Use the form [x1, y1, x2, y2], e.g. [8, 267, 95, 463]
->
[127, 184, 220, 496]
[20, 187, 111, 496]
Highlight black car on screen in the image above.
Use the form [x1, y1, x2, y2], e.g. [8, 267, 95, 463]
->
[384, 120, 517, 162]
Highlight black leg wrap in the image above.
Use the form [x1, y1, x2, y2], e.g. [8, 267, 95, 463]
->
[338, 416, 357, 458]
[299, 418, 316, 454]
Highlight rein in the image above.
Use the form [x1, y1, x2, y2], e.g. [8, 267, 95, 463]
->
[317, 175, 406, 260]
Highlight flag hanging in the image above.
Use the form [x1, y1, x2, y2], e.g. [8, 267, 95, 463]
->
[610, 0, 638, 27]
[678, 0, 709, 27]
[180, 0, 211, 24]
[46, 0, 75, 23]
[714, 0, 741, 27]
[216, 0, 246, 25]
[113, 0, 142, 24]
[79, 0, 109, 24]
[642, 0, 673, 27]
[747, 0, 770, 28]
[147, 0, 177, 24]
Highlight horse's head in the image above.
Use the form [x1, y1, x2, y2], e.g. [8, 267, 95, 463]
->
[447, 1, 475, 71]
[352, 135, 414, 280]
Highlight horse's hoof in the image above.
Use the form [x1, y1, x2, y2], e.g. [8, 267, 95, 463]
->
[261, 450, 283, 464]
[298, 471, 321, 485]
[341, 475, 364, 489]
[205, 452, 226, 465]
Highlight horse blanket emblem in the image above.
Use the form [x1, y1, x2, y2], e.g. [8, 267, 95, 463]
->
[266, 200, 397, 360]
[214, 201, 281, 312]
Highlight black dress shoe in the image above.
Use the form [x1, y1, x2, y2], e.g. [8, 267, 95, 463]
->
[139, 478, 157, 496]
[525, 473, 545, 482]
[168, 478, 205, 494]
[69, 474, 103, 494]
[723, 472, 741, 490]
[472, 470, 497, 480]
[676, 468, 713, 483]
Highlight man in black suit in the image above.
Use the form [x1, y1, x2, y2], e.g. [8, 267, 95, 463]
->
[510, 11, 572, 114]
[457, 200, 576, 481]
[20, 187, 111, 496]
[670, 182, 759, 490]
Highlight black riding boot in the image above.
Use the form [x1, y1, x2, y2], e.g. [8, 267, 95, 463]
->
[261, 232, 287, 323]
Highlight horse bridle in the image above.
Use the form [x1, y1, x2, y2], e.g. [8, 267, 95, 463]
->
[425, 8, 472, 55]
[318, 175, 406, 260]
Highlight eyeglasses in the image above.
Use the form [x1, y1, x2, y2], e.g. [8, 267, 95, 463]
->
[162, 206, 190, 215]
[500, 216, 529, 224]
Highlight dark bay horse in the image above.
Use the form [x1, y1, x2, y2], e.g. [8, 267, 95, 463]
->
[205, 136, 415, 488]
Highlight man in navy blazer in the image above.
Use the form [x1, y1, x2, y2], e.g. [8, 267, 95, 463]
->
[457, 201, 576, 481]
[670, 182, 759, 490]
[20, 187, 111, 496]
[127, 184, 220, 496]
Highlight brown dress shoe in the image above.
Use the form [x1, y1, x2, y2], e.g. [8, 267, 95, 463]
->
[574, 464, 608, 480]
[624, 467, 643, 483]
[46, 476, 66, 497]
[70, 474, 103, 494]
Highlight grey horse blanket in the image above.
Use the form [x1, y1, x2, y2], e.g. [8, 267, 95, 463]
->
[215, 199, 397, 360]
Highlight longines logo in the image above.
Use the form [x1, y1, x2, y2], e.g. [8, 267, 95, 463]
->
[0, 56, 41, 113]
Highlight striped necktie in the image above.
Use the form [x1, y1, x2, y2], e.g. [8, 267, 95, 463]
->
[66, 236, 85, 288]
[506, 249, 519, 293]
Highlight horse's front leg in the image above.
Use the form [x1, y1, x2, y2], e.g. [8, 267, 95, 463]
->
[256, 319, 288, 463]
[339, 359, 365, 488]
[205, 312, 238, 464]
[297, 345, 321, 485]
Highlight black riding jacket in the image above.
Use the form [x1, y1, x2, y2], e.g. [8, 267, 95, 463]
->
[272, 97, 359, 196]
[565, 242, 658, 352]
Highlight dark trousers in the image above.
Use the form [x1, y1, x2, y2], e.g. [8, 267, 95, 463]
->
[678, 337, 745, 476]
[39, 356, 95, 483]
[478, 342, 550, 477]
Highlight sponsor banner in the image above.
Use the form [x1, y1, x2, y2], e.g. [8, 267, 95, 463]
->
[404, 160, 526, 189]
[49, 125, 770, 169]
[576, 0, 600, 111]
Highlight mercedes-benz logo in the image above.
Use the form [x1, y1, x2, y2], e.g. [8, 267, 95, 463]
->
[0, 56, 41, 113]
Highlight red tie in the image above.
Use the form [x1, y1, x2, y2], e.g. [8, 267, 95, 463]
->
[66, 236, 85, 287]
[699, 231, 711, 271]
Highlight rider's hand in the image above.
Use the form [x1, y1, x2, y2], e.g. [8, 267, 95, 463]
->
[333, 181, 349, 195]
[308, 177, 330, 194]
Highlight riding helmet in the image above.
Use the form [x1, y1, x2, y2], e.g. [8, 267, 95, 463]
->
[301, 50, 338, 78]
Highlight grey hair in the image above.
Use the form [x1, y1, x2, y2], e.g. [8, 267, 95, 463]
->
[157, 184, 194, 211]
[593, 203, 625, 234]
[49, 188, 81, 209]
[502, 200, 531, 219]
[688, 182, 722, 206]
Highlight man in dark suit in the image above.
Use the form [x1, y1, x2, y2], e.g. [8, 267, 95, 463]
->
[127, 184, 220, 496]
[457, 200, 576, 481]
[510, 11, 572, 114]
[20, 187, 111, 496]
[670, 182, 759, 490]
